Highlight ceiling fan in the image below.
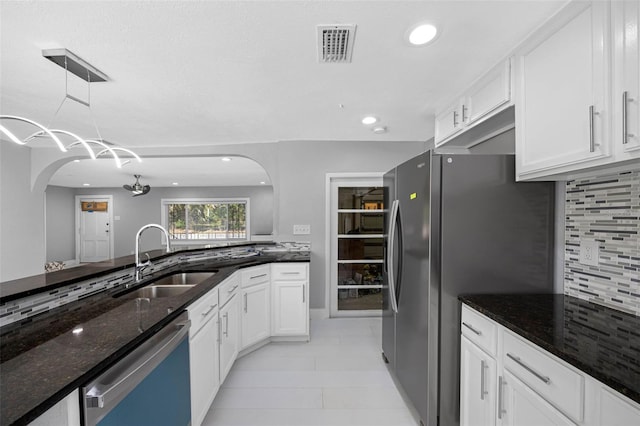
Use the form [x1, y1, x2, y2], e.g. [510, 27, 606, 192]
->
[123, 174, 150, 197]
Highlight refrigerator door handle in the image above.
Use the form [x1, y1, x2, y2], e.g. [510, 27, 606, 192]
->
[387, 199, 399, 313]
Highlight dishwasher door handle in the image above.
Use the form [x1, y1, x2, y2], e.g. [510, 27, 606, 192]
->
[85, 316, 190, 411]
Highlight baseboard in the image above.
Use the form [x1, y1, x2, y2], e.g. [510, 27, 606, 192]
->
[310, 308, 329, 320]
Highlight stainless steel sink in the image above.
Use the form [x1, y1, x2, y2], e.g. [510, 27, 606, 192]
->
[149, 272, 215, 286]
[120, 272, 216, 298]
[132, 284, 196, 298]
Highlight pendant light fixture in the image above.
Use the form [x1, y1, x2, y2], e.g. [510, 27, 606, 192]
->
[0, 48, 141, 169]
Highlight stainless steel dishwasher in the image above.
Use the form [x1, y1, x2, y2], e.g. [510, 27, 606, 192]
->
[82, 312, 191, 426]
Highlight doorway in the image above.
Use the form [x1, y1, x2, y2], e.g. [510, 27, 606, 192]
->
[75, 195, 114, 263]
[328, 175, 384, 317]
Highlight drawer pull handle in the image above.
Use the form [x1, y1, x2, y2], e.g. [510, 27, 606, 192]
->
[250, 273, 268, 279]
[228, 284, 239, 293]
[480, 360, 488, 401]
[201, 304, 217, 317]
[498, 375, 506, 419]
[462, 322, 482, 336]
[223, 312, 229, 337]
[281, 272, 300, 275]
[244, 293, 248, 313]
[507, 353, 551, 384]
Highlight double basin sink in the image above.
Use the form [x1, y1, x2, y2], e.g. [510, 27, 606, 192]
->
[117, 272, 216, 299]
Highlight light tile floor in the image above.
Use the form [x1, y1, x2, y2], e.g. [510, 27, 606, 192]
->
[201, 317, 419, 426]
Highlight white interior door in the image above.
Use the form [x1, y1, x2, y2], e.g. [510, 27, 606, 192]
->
[77, 196, 113, 263]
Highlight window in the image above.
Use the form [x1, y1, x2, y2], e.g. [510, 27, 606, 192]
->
[161, 199, 249, 242]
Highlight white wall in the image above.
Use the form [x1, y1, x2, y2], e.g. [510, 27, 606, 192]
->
[45, 185, 76, 262]
[0, 143, 46, 281]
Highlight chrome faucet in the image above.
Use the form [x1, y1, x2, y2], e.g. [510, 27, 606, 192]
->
[135, 223, 172, 281]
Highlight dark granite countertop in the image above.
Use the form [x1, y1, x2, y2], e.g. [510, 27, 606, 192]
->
[0, 241, 264, 302]
[0, 250, 309, 425]
[460, 294, 640, 404]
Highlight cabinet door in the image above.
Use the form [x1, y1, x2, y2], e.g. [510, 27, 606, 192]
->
[465, 60, 511, 126]
[435, 100, 464, 145]
[460, 337, 496, 426]
[241, 282, 270, 349]
[272, 281, 307, 336]
[189, 316, 219, 426]
[598, 387, 640, 425]
[219, 294, 239, 382]
[516, 1, 610, 178]
[614, 0, 640, 159]
[500, 371, 576, 426]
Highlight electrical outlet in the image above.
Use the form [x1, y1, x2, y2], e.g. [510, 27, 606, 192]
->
[579, 240, 599, 266]
[293, 224, 311, 235]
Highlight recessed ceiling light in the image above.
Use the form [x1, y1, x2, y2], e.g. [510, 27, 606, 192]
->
[73, 159, 80, 163]
[362, 116, 378, 125]
[172, 182, 179, 186]
[260, 181, 266, 185]
[221, 157, 232, 162]
[82, 183, 90, 186]
[372, 126, 388, 134]
[407, 23, 438, 46]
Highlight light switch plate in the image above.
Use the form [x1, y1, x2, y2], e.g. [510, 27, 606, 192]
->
[579, 240, 599, 266]
[293, 224, 311, 235]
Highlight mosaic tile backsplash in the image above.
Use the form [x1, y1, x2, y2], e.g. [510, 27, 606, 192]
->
[0, 242, 310, 327]
[564, 169, 640, 315]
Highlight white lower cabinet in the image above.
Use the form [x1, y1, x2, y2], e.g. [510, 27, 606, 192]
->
[219, 292, 240, 383]
[185, 262, 309, 424]
[272, 281, 307, 335]
[187, 287, 219, 426]
[240, 265, 271, 350]
[500, 370, 576, 426]
[460, 336, 497, 426]
[28, 389, 80, 426]
[597, 386, 640, 426]
[461, 303, 640, 426]
[271, 263, 309, 337]
[241, 282, 270, 349]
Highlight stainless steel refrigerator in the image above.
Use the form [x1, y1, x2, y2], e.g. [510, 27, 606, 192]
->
[382, 151, 555, 426]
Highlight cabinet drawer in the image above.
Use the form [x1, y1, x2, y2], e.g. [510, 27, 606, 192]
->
[241, 265, 270, 288]
[219, 273, 240, 307]
[188, 287, 219, 336]
[461, 304, 497, 357]
[271, 263, 307, 281]
[503, 330, 584, 422]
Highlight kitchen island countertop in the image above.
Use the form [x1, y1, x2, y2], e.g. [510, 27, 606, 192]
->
[0, 249, 309, 425]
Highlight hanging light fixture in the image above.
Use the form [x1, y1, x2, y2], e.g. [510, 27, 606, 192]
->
[0, 48, 141, 168]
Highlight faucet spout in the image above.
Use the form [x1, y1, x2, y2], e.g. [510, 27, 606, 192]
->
[135, 223, 172, 281]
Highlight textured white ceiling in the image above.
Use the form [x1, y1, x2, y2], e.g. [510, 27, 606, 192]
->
[1, 0, 567, 185]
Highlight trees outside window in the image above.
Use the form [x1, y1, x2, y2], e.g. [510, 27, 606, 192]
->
[163, 199, 248, 241]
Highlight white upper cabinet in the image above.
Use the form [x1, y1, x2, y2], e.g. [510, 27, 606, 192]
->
[515, 0, 640, 181]
[613, 0, 640, 160]
[435, 98, 465, 143]
[435, 59, 513, 148]
[515, 1, 611, 180]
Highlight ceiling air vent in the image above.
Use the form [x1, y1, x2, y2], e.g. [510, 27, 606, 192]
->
[317, 24, 356, 63]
